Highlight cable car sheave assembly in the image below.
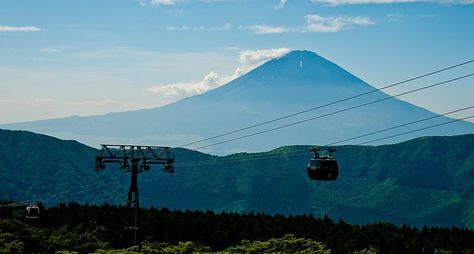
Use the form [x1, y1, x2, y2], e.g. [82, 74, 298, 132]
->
[94, 144, 174, 246]
[307, 146, 339, 181]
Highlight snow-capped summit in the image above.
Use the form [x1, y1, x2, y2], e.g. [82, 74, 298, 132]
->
[2, 50, 473, 154]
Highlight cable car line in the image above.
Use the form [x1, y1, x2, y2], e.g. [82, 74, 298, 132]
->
[58, 116, 472, 202]
[177, 59, 474, 149]
[308, 113, 471, 181]
[52, 106, 473, 201]
[69, 62, 473, 197]
[357, 115, 474, 145]
[326, 105, 474, 146]
[172, 105, 474, 168]
[172, 114, 473, 169]
[188, 73, 474, 151]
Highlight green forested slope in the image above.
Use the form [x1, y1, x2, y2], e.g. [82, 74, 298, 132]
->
[0, 129, 473, 228]
[0, 130, 126, 205]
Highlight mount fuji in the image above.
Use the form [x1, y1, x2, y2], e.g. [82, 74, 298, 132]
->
[2, 50, 473, 153]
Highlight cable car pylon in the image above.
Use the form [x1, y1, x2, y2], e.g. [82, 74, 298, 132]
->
[94, 144, 174, 247]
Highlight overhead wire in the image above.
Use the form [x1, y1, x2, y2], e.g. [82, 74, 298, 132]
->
[172, 106, 474, 168]
[326, 105, 474, 146]
[173, 115, 473, 169]
[47, 61, 474, 200]
[189, 73, 474, 151]
[357, 115, 474, 145]
[177, 59, 474, 149]
[48, 110, 474, 201]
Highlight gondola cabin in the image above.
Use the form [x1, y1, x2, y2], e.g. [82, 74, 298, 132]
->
[25, 204, 40, 219]
[307, 147, 339, 181]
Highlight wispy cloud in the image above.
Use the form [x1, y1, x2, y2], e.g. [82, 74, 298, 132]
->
[147, 71, 226, 98]
[166, 23, 232, 31]
[242, 14, 374, 34]
[224, 46, 241, 51]
[139, 0, 187, 6]
[304, 15, 375, 32]
[165, 9, 185, 16]
[0, 25, 41, 32]
[147, 48, 291, 100]
[311, 0, 473, 5]
[139, 0, 227, 5]
[235, 48, 291, 76]
[274, 0, 288, 9]
[41, 48, 61, 53]
[239, 25, 291, 34]
[200, 0, 228, 2]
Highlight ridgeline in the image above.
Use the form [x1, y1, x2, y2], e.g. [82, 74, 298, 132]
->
[0, 129, 473, 229]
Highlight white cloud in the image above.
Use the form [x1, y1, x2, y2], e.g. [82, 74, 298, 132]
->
[224, 46, 241, 51]
[239, 25, 291, 34]
[241, 14, 374, 35]
[147, 71, 226, 98]
[41, 48, 61, 53]
[139, 0, 227, 5]
[140, 0, 186, 5]
[201, 0, 228, 2]
[311, 0, 473, 5]
[304, 15, 375, 32]
[274, 0, 288, 9]
[147, 48, 291, 101]
[0, 25, 41, 32]
[235, 48, 291, 76]
[166, 23, 232, 31]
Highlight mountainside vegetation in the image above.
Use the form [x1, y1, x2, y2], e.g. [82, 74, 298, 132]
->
[0, 129, 473, 229]
[1, 203, 473, 253]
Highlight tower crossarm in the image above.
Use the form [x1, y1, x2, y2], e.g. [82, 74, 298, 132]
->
[95, 144, 174, 173]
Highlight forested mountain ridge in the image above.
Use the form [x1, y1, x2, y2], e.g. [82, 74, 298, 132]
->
[0, 129, 473, 228]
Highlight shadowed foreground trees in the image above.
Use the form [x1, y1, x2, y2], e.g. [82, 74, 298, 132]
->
[1, 203, 473, 253]
[90, 235, 330, 254]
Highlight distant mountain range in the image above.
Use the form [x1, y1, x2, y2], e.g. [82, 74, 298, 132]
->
[1, 129, 473, 229]
[2, 50, 473, 154]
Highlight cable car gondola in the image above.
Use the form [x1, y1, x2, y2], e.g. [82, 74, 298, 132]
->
[307, 146, 339, 181]
[25, 203, 40, 219]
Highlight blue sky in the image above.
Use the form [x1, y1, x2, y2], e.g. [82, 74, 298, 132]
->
[0, 0, 473, 123]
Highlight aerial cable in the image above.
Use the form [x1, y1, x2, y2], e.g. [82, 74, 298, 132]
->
[177, 59, 474, 148]
[57, 108, 472, 198]
[356, 115, 474, 145]
[189, 73, 474, 151]
[172, 105, 474, 168]
[326, 105, 474, 146]
[173, 114, 473, 168]
[50, 114, 474, 201]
